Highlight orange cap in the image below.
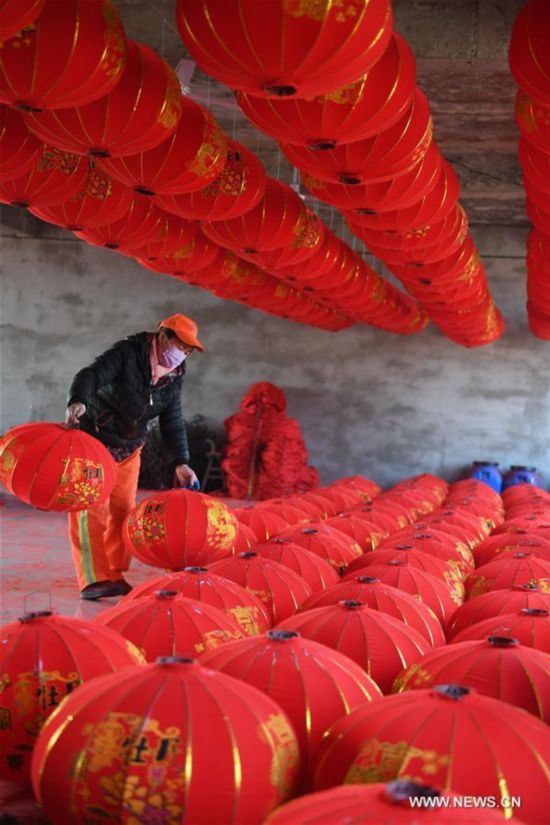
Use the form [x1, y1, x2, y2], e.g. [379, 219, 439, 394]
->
[158, 313, 205, 352]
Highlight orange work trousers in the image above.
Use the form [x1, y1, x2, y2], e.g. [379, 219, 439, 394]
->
[68, 448, 142, 590]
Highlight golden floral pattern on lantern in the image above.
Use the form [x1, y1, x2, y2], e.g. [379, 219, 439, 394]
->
[291, 211, 322, 250]
[229, 606, 263, 636]
[100, 773, 184, 825]
[188, 114, 227, 180]
[324, 75, 366, 105]
[345, 737, 449, 784]
[286, 0, 363, 23]
[38, 147, 81, 176]
[0, 24, 37, 50]
[201, 149, 249, 200]
[54, 457, 106, 507]
[411, 119, 433, 165]
[157, 67, 183, 130]
[128, 499, 167, 546]
[12, 670, 81, 737]
[258, 713, 299, 798]
[100, 0, 126, 79]
[80, 162, 112, 201]
[193, 628, 243, 655]
[205, 499, 237, 551]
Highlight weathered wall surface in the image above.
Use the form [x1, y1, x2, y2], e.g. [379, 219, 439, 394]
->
[1, 225, 548, 489]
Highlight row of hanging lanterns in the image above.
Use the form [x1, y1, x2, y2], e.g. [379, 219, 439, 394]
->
[509, 0, 550, 340]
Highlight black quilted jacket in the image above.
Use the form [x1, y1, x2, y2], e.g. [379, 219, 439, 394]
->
[67, 332, 189, 464]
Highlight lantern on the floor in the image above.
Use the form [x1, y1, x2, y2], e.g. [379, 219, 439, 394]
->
[509, 0, 550, 107]
[98, 99, 227, 196]
[23, 41, 182, 158]
[75, 196, 166, 253]
[257, 499, 311, 526]
[234, 506, 288, 542]
[96, 592, 245, 660]
[202, 630, 381, 788]
[312, 684, 550, 825]
[0, 0, 127, 111]
[465, 554, 550, 598]
[0, 611, 144, 783]
[254, 540, 339, 592]
[451, 608, 550, 652]
[175, 0, 392, 99]
[123, 489, 238, 569]
[277, 600, 430, 693]
[273, 523, 362, 572]
[0, 0, 45, 43]
[233, 520, 257, 552]
[447, 584, 550, 638]
[385, 528, 475, 576]
[302, 576, 445, 648]
[31, 658, 300, 824]
[0, 105, 41, 182]
[0, 145, 87, 208]
[347, 549, 465, 601]
[209, 552, 312, 624]
[394, 636, 550, 721]
[119, 567, 271, 635]
[0, 422, 116, 511]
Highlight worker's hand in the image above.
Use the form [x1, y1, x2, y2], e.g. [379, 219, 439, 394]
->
[174, 463, 199, 490]
[65, 402, 86, 427]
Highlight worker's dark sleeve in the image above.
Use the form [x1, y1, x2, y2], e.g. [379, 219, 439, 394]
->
[159, 382, 190, 465]
[67, 341, 125, 407]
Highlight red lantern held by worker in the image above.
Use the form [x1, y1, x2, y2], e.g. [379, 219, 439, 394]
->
[0, 610, 144, 783]
[0, 0, 127, 112]
[0, 105, 41, 182]
[0, 144, 87, 209]
[31, 657, 300, 824]
[0, 0, 45, 43]
[0, 422, 116, 511]
[123, 489, 238, 569]
[175, 0, 392, 99]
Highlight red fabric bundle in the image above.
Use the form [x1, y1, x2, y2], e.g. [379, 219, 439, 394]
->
[223, 382, 318, 500]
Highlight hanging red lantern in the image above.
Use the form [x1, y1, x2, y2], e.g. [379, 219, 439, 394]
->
[0, 144, 86, 208]
[526, 196, 550, 234]
[98, 98, 227, 196]
[0, 0, 45, 42]
[515, 91, 550, 152]
[203, 178, 307, 255]
[23, 41, 182, 158]
[121, 566, 271, 635]
[347, 548, 465, 599]
[175, 0, 392, 99]
[273, 523, 362, 572]
[509, 0, 550, 107]
[234, 506, 289, 542]
[280, 90, 433, 185]
[447, 584, 550, 639]
[324, 514, 387, 551]
[451, 607, 550, 652]
[202, 630, 382, 789]
[0, 0, 127, 112]
[236, 33, 415, 148]
[277, 228, 345, 281]
[155, 140, 266, 221]
[74, 196, 168, 253]
[209, 551, 312, 623]
[0, 422, 116, 511]
[96, 591, 245, 660]
[254, 539, 340, 592]
[0, 610, 144, 783]
[301, 575, 445, 648]
[256, 211, 325, 270]
[519, 138, 550, 198]
[264, 781, 509, 824]
[31, 657, 300, 823]
[394, 636, 550, 721]
[29, 163, 133, 231]
[276, 600, 429, 694]
[137, 227, 224, 276]
[123, 489, 238, 569]
[312, 684, 550, 825]
[0, 105, 41, 182]
[465, 555, 550, 598]
[123, 212, 198, 261]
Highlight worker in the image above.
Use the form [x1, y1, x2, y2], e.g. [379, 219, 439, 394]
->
[65, 314, 203, 600]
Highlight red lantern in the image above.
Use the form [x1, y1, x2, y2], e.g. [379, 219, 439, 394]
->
[96, 591, 245, 661]
[324, 514, 387, 551]
[255, 210, 325, 270]
[301, 576, 445, 648]
[297, 491, 342, 517]
[465, 555, 550, 598]
[0, 422, 116, 511]
[509, 0, 550, 106]
[451, 607, 550, 652]
[280, 90, 433, 185]
[203, 178, 307, 255]
[0, 105, 41, 182]
[254, 540, 339, 592]
[155, 140, 266, 221]
[276, 600, 429, 694]
[123, 213, 198, 261]
[98, 98, 227, 196]
[29, 163, 133, 231]
[23, 41, 182, 158]
[120, 566, 271, 635]
[347, 548, 465, 599]
[312, 684, 550, 825]
[334, 476, 382, 500]
[137, 227, 223, 276]
[394, 636, 550, 721]
[123, 489, 238, 569]
[74, 196, 169, 253]
[515, 91, 550, 152]
[520, 138, 550, 197]
[31, 657, 300, 823]
[345, 562, 462, 627]
[0, 144, 86, 208]
[383, 528, 475, 576]
[0, 0, 127, 112]
[273, 523, 363, 572]
[264, 781, 509, 824]
[202, 630, 382, 788]
[236, 33, 415, 147]
[233, 520, 257, 552]
[447, 584, 550, 639]
[234, 506, 289, 542]
[0, 610, 144, 783]
[256, 499, 312, 525]
[0, 0, 45, 42]
[475, 535, 550, 568]
[175, 0, 392, 99]
[209, 551, 312, 623]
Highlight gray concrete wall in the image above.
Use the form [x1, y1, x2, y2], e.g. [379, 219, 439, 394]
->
[1, 225, 548, 489]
